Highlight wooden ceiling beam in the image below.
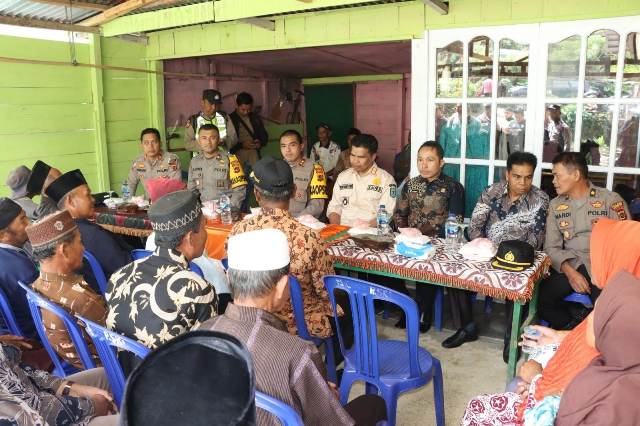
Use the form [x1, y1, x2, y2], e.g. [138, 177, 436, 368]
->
[79, 0, 165, 27]
[29, 0, 110, 11]
[423, 0, 448, 15]
[0, 14, 100, 33]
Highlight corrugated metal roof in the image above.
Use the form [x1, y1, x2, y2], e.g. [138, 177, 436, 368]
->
[0, 0, 116, 23]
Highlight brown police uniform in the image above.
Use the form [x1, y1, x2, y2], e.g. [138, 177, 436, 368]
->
[539, 183, 630, 328]
[187, 149, 247, 210]
[127, 152, 182, 197]
[288, 158, 328, 218]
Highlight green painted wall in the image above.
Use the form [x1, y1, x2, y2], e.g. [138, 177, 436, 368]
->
[0, 35, 98, 197]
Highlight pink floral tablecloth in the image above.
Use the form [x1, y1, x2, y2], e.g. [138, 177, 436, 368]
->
[328, 238, 551, 302]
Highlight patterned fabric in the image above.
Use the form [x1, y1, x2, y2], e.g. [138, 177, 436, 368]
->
[0, 344, 95, 425]
[523, 396, 560, 426]
[93, 207, 151, 230]
[105, 247, 218, 349]
[328, 238, 550, 302]
[32, 272, 107, 369]
[230, 208, 337, 338]
[469, 182, 549, 250]
[393, 173, 465, 237]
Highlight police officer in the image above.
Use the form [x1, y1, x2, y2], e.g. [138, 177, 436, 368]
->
[540, 152, 630, 329]
[127, 128, 182, 198]
[187, 124, 247, 211]
[327, 134, 396, 226]
[185, 89, 238, 153]
[279, 129, 327, 218]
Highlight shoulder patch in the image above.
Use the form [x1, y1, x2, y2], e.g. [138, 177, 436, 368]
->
[555, 203, 569, 211]
[309, 163, 328, 200]
[611, 201, 627, 220]
[390, 184, 397, 198]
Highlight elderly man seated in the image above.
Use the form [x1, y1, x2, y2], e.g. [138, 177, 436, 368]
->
[26, 210, 108, 369]
[106, 190, 218, 351]
[46, 169, 132, 293]
[199, 229, 387, 425]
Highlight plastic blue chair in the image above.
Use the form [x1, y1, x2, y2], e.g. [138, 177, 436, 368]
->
[0, 287, 24, 336]
[323, 275, 445, 426]
[18, 281, 95, 377]
[221, 257, 228, 270]
[288, 275, 337, 384]
[84, 250, 108, 294]
[130, 249, 205, 279]
[78, 316, 150, 406]
[255, 391, 304, 426]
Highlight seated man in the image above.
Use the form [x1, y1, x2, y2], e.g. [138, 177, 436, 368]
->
[0, 335, 117, 425]
[199, 228, 387, 426]
[469, 152, 549, 359]
[185, 89, 238, 153]
[0, 198, 38, 338]
[187, 124, 247, 210]
[6, 166, 37, 220]
[540, 152, 630, 329]
[230, 157, 336, 339]
[331, 127, 361, 180]
[26, 160, 61, 220]
[279, 129, 328, 218]
[127, 128, 182, 199]
[393, 141, 466, 338]
[327, 133, 397, 226]
[26, 210, 107, 369]
[46, 169, 131, 293]
[106, 190, 218, 350]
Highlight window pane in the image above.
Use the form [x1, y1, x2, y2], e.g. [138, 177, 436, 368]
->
[622, 33, 640, 98]
[613, 173, 640, 220]
[615, 104, 640, 167]
[541, 168, 556, 199]
[588, 171, 607, 189]
[584, 30, 619, 98]
[437, 41, 463, 98]
[547, 35, 581, 98]
[499, 38, 529, 97]
[468, 36, 494, 98]
[437, 103, 462, 158]
[496, 104, 526, 160]
[443, 163, 460, 182]
[580, 103, 613, 166]
[543, 103, 576, 163]
[494, 166, 507, 183]
[465, 165, 489, 217]
[466, 103, 491, 159]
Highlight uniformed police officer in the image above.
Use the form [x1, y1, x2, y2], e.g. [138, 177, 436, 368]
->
[185, 89, 238, 153]
[187, 124, 247, 211]
[327, 134, 397, 226]
[540, 152, 630, 329]
[279, 129, 327, 218]
[127, 128, 182, 198]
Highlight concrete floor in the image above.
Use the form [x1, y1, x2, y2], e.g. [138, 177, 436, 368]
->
[345, 298, 510, 426]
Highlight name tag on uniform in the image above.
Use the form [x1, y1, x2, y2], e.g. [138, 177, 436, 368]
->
[341, 196, 350, 206]
[216, 180, 226, 188]
[339, 184, 353, 190]
[367, 184, 382, 193]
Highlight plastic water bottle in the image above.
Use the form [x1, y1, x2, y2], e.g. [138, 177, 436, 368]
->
[377, 204, 390, 235]
[444, 213, 459, 251]
[219, 194, 232, 225]
[121, 180, 131, 201]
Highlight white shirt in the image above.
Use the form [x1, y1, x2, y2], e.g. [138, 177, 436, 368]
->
[312, 141, 342, 173]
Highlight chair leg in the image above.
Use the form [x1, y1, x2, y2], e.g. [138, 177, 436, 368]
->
[365, 382, 378, 395]
[432, 358, 445, 426]
[324, 338, 337, 384]
[434, 288, 443, 332]
[338, 374, 355, 406]
[380, 387, 399, 426]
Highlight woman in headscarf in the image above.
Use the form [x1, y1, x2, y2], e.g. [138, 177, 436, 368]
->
[556, 267, 640, 425]
[461, 218, 640, 425]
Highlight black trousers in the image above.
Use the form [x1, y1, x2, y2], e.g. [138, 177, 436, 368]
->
[538, 264, 601, 329]
[448, 288, 474, 330]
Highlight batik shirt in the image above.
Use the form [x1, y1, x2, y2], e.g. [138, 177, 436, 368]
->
[0, 344, 96, 425]
[393, 173, 465, 237]
[32, 272, 107, 369]
[468, 181, 550, 250]
[105, 247, 217, 349]
[230, 208, 337, 339]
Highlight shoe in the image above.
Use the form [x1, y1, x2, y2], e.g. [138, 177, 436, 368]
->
[394, 316, 406, 329]
[419, 319, 431, 334]
[442, 327, 478, 349]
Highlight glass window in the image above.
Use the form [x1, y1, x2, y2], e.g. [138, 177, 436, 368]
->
[466, 103, 491, 160]
[468, 36, 494, 98]
[495, 104, 527, 160]
[494, 166, 507, 183]
[498, 38, 529, 97]
[588, 171, 608, 188]
[465, 165, 489, 217]
[540, 168, 556, 199]
[622, 32, 640, 99]
[584, 30, 619, 98]
[580, 104, 613, 166]
[443, 163, 460, 182]
[436, 103, 462, 158]
[436, 41, 464, 98]
[546, 35, 581, 98]
[615, 104, 640, 167]
[543, 103, 576, 162]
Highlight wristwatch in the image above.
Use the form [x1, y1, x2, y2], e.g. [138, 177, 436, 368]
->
[61, 380, 74, 396]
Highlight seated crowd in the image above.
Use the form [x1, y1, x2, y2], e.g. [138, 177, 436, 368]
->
[0, 88, 637, 425]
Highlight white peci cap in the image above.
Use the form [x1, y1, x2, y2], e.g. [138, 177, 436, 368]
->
[227, 228, 290, 271]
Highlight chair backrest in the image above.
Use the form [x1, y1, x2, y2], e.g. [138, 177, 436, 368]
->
[18, 281, 95, 375]
[323, 275, 422, 379]
[221, 257, 228, 270]
[256, 391, 304, 426]
[83, 250, 108, 294]
[288, 275, 312, 341]
[79, 316, 150, 406]
[0, 287, 23, 336]
[130, 249, 204, 279]
[564, 292, 593, 307]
